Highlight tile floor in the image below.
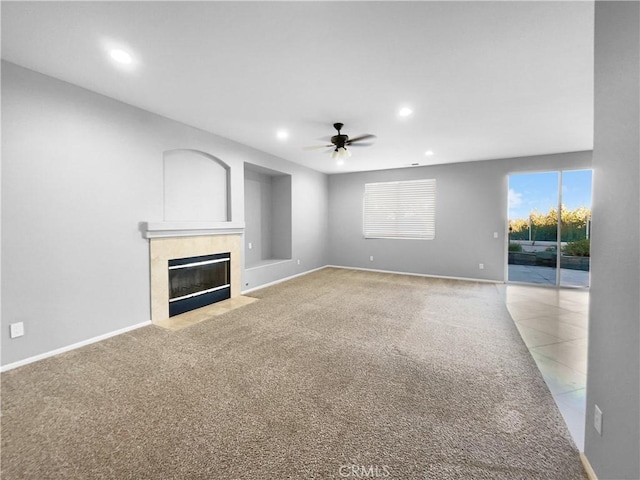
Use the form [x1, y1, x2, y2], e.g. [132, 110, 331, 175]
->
[497, 283, 589, 451]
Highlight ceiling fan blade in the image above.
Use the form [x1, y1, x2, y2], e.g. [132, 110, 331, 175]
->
[301, 144, 333, 151]
[349, 142, 375, 147]
[347, 134, 377, 144]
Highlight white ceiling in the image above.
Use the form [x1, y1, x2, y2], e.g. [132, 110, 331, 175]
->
[1, 1, 594, 174]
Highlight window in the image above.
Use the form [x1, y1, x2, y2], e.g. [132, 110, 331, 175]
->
[363, 179, 436, 239]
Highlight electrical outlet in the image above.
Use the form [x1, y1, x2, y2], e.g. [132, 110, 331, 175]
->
[248, 242, 252, 249]
[297, 259, 301, 265]
[10, 322, 24, 338]
[369, 256, 374, 262]
[493, 232, 499, 238]
[594, 405, 603, 435]
[479, 263, 484, 270]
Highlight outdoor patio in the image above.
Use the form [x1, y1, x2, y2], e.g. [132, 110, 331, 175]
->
[509, 264, 590, 287]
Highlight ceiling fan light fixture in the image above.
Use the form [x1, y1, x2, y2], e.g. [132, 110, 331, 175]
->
[331, 146, 352, 161]
[302, 123, 373, 163]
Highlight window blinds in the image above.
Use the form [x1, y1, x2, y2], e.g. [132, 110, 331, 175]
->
[363, 179, 436, 240]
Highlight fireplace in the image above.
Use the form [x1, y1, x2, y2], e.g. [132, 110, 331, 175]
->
[168, 252, 231, 317]
[145, 228, 243, 324]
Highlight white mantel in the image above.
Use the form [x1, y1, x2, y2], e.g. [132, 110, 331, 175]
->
[141, 221, 245, 239]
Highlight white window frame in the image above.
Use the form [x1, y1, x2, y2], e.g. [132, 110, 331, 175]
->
[363, 179, 436, 240]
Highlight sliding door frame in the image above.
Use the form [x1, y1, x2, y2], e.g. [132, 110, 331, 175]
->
[506, 169, 592, 288]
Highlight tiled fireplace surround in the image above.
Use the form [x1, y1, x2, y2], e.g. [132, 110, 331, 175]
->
[143, 222, 244, 324]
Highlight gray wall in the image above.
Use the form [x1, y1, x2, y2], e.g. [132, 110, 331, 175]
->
[1, 62, 328, 366]
[271, 175, 292, 260]
[328, 151, 592, 281]
[585, 2, 640, 479]
[163, 149, 229, 222]
[244, 168, 274, 266]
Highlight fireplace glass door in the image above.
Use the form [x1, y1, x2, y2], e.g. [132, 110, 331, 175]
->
[168, 253, 231, 316]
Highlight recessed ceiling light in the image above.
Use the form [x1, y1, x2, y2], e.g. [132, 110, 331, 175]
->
[398, 107, 413, 117]
[425, 150, 434, 156]
[109, 49, 133, 64]
[276, 130, 289, 140]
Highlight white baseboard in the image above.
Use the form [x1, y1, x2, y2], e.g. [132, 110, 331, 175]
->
[580, 453, 598, 480]
[326, 265, 502, 284]
[0, 320, 152, 373]
[241, 265, 329, 294]
[242, 264, 500, 295]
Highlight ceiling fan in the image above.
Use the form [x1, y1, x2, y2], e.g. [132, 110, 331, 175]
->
[304, 123, 376, 161]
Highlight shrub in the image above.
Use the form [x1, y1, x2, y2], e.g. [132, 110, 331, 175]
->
[509, 206, 591, 242]
[563, 238, 590, 257]
[509, 242, 523, 252]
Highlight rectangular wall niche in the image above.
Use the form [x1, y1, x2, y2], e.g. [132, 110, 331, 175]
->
[244, 163, 292, 268]
[168, 253, 230, 317]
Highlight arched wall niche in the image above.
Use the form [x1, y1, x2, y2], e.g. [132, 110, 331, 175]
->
[163, 149, 230, 222]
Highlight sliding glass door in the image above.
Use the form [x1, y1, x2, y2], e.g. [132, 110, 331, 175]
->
[559, 170, 592, 287]
[508, 172, 559, 285]
[507, 170, 592, 287]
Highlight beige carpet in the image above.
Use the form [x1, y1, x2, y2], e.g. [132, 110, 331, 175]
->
[1, 267, 586, 479]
